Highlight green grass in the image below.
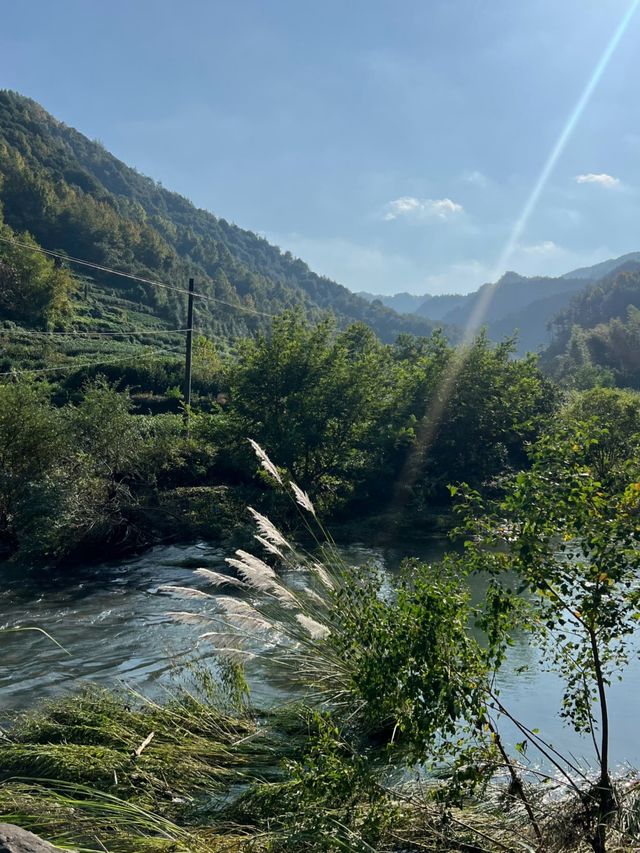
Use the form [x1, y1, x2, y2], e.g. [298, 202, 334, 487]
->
[0, 782, 239, 852]
[2, 682, 639, 852]
[0, 670, 264, 851]
[2, 685, 256, 800]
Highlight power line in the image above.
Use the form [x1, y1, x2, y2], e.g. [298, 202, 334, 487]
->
[0, 234, 277, 319]
[0, 234, 194, 297]
[0, 347, 181, 377]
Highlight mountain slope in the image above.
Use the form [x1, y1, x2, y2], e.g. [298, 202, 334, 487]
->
[415, 293, 467, 321]
[489, 290, 585, 354]
[357, 290, 466, 321]
[561, 252, 640, 281]
[439, 272, 587, 328]
[541, 267, 640, 388]
[356, 291, 426, 315]
[358, 254, 640, 354]
[0, 91, 435, 342]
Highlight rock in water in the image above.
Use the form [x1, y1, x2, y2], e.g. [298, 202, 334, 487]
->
[0, 824, 62, 853]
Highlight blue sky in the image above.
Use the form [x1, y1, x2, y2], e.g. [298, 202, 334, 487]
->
[2, 0, 640, 294]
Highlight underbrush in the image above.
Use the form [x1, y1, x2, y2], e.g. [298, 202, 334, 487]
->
[3, 683, 640, 852]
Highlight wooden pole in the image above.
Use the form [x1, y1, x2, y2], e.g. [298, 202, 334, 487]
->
[183, 277, 195, 424]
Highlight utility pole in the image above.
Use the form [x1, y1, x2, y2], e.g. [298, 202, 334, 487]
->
[183, 277, 195, 427]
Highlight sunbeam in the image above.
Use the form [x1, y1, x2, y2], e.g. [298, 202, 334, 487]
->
[463, 0, 640, 342]
[389, 0, 640, 520]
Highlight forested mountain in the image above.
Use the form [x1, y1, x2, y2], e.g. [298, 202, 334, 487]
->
[541, 266, 640, 388]
[360, 272, 587, 354]
[359, 255, 640, 354]
[439, 271, 586, 330]
[0, 91, 435, 341]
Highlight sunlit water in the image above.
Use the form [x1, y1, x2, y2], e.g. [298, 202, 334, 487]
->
[1, 539, 638, 771]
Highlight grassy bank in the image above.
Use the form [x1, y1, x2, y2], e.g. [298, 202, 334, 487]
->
[2, 680, 640, 852]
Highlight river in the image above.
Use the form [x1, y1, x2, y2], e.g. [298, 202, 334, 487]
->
[1, 539, 638, 771]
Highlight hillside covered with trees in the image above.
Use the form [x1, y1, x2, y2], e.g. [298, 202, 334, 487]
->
[542, 267, 640, 388]
[0, 90, 436, 342]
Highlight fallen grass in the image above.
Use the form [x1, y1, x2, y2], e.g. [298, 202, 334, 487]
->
[1, 689, 254, 805]
[0, 668, 267, 851]
[2, 683, 640, 851]
[0, 782, 217, 852]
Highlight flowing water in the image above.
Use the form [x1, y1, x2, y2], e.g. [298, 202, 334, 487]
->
[1, 539, 638, 770]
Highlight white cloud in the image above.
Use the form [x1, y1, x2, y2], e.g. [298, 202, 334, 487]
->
[518, 240, 560, 256]
[460, 170, 489, 187]
[574, 173, 621, 189]
[382, 196, 464, 221]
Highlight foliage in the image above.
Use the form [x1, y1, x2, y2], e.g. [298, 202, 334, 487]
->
[456, 413, 640, 852]
[331, 558, 489, 764]
[544, 270, 640, 389]
[232, 713, 399, 852]
[398, 332, 558, 502]
[196, 315, 557, 513]
[0, 302, 558, 564]
[199, 314, 403, 506]
[0, 380, 65, 544]
[555, 387, 640, 485]
[0, 215, 76, 327]
[0, 378, 206, 563]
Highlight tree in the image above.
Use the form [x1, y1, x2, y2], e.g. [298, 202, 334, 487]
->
[201, 313, 402, 507]
[0, 379, 153, 563]
[556, 387, 640, 484]
[192, 334, 223, 388]
[69, 378, 143, 479]
[393, 333, 558, 505]
[0, 381, 63, 542]
[0, 220, 75, 326]
[458, 422, 640, 853]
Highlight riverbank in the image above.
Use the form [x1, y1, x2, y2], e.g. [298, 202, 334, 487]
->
[0, 462, 455, 573]
[1, 681, 639, 853]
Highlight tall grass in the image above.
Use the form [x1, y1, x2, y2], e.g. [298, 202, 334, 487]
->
[164, 441, 378, 721]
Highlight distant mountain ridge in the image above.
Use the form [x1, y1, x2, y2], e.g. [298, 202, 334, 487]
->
[359, 254, 640, 354]
[560, 252, 640, 281]
[357, 290, 466, 322]
[0, 91, 436, 341]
